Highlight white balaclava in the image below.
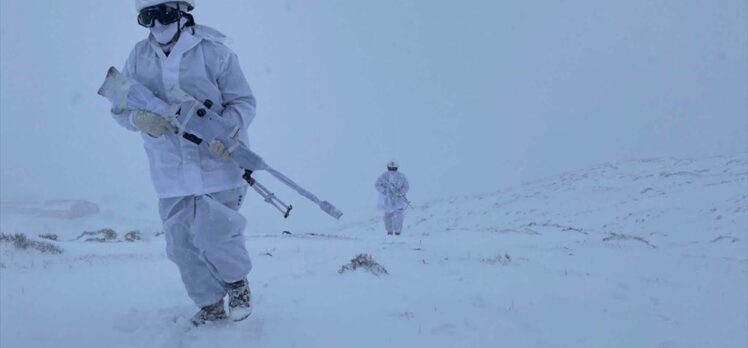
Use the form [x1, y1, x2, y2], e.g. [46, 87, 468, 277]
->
[149, 2, 187, 45]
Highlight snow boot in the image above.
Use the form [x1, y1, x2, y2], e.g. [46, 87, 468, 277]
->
[227, 278, 252, 321]
[191, 299, 228, 326]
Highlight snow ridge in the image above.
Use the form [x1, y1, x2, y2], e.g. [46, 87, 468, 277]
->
[1, 154, 746, 348]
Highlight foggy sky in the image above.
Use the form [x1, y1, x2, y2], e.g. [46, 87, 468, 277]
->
[1, 0, 746, 233]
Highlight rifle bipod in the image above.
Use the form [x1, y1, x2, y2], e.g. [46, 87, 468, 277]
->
[243, 170, 293, 218]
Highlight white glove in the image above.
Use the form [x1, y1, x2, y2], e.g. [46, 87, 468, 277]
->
[131, 110, 175, 138]
[208, 140, 230, 160]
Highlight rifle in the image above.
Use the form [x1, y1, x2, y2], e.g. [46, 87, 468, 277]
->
[97, 67, 342, 220]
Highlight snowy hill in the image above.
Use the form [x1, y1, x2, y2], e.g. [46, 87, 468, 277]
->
[344, 153, 747, 250]
[1, 154, 746, 348]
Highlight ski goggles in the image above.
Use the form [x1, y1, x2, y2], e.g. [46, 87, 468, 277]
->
[137, 5, 182, 28]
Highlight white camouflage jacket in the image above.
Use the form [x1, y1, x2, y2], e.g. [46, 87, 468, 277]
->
[111, 25, 255, 198]
[375, 171, 410, 212]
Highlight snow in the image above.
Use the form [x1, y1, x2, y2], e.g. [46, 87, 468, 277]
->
[1, 1, 746, 346]
[2, 154, 746, 348]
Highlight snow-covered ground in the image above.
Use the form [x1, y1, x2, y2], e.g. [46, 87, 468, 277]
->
[1, 153, 746, 348]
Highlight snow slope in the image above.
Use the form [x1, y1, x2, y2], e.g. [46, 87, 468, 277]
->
[1, 153, 746, 348]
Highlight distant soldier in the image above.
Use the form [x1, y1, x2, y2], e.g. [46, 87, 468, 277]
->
[375, 161, 410, 235]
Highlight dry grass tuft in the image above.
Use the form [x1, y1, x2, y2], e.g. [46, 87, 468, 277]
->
[0, 233, 63, 254]
[338, 254, 388, 276]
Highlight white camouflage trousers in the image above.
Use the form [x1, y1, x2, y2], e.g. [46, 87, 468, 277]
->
[383, 209, 405, 235]
[159, 186, 252, 307]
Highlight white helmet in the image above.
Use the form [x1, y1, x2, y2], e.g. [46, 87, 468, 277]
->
[387, 160, 399, 170]
[136, 0, 194, 12]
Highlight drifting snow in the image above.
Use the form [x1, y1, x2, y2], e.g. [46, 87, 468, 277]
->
[1, 154, 746, 348]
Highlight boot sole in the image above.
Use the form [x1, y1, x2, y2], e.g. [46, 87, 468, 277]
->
[230, 307, 252, 322]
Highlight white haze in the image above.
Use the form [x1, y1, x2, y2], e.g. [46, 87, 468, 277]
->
[1, 0, 746, 234]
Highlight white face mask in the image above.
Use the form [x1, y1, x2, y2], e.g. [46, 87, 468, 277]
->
[150, 19, 181, 44]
